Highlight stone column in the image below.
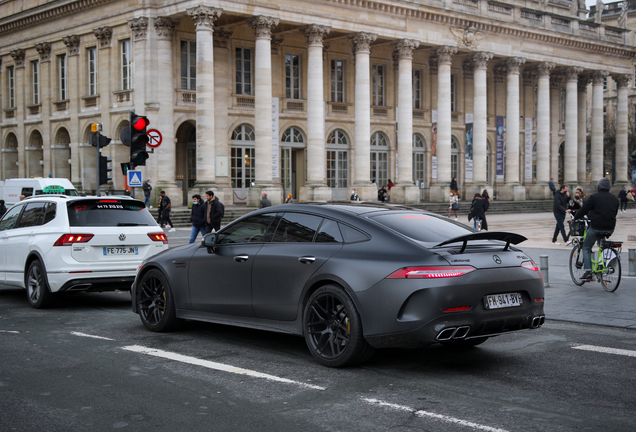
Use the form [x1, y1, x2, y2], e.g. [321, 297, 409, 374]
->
[564, 67, 582, 186]
[10, 49, 26, 178]
[577, 76, 589, 185]
[35, 43, 52, 177]
[535, 62, 554, 195]
[247, 16, 281, 206]
[63, 35, 83, 187]
[429, 46, 457, 202]
[550, 74, 562, 182]
[392, 39, 420, 204]
[502, 57, 525, 200]
[300, 24, 332, 202]
[154, 17, 181, 203]
[591, 70, 608, 182]
[471, 52, 492, 192]
[614, 74, 630, 185]
[348, 32, 378, 201]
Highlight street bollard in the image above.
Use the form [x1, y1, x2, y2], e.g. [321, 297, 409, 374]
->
[540, 254, 549, 287]
[629, 248, 636, 277]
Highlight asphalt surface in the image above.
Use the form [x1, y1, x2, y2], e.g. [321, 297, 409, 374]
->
[163, 207, 636, 331]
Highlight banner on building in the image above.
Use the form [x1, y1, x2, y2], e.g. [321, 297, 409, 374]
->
[432, 110, 438, 179]
[272, 97, 280, 178]
[496, 116, 504, 180]
[465, 113, 473, 180]
[524, 118, 533, 180]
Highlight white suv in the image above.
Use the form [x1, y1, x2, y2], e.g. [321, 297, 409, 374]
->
[0, 195, 169, 308]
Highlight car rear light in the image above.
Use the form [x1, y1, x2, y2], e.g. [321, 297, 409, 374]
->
[387, 266, 476, 279]
[534, 298, 544, 303]
[148, 232, 168, 244]
[521, 260, 539, 271]
[443, 306, 472, 313]
[53, 234, 94, 246]
[98, 200, 119, 203]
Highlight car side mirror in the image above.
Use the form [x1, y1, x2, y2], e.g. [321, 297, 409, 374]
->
[203, 232, 218, 253]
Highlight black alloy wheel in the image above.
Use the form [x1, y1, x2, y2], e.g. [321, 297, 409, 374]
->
[137, 269, 182, 332]
[569, 246, 586, 286]
[303, 284, 373, 367]
[26, 260, 53, 309]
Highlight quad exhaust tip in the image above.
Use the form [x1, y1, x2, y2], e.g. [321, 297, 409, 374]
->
[436, 326, 471, 341]
[531, 315, 545, 328]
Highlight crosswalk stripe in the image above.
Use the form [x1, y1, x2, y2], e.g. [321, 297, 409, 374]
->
[572, 345, 636, 358]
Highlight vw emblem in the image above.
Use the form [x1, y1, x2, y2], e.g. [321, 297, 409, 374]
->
[493, 255, 502, 265]
[119, 233, 126, 242]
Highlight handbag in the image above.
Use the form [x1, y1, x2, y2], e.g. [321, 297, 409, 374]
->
[452, 202, 460, 210]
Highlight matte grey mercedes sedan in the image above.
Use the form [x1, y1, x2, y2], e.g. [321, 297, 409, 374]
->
[131, 203, 545, 367]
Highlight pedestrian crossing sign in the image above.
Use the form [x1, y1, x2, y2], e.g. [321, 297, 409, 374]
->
[127, 170, 142, 187]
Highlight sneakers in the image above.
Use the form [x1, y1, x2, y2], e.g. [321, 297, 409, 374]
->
[566, 240, 573, 246]
[454, 218, 458, 221]
[552, 241, 561, 245]
[580, 271, 594, 282]
[169, 227, 176, 232]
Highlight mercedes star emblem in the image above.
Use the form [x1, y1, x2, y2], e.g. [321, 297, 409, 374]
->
[493, 255, 502, 265]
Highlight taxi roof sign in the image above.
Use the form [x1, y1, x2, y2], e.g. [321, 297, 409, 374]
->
[42, 185, 66, 194]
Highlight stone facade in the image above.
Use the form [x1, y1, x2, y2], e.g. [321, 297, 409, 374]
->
[1, 0, 634, 206]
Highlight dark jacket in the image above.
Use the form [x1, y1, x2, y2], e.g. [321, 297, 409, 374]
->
[482, 193, 490, 211]
[205, 197, 224, 229]
[469, 197, 486, 221]
[190, 202, 206, 228]
[159, 195, 171, 211]
[450, 179, 458, 191]
[619, 189, 628, 202]
[549, 181, 556, 195]
[0, 204, 6, 217]
[575, 191, 619, 231]
[553, 190, 569, 215]
[142, 181, 152, 196]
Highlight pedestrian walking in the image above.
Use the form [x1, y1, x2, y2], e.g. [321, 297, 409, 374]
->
[189, 194, 207, 243]
[450, 177, 458, 193]
[378, 186, 388, 202]
[142, 180, 152, 208]
[350, 188, 360, 201]
[618, 186, 628, 213]
[0, 200, 6, 217]
[285, 193, 294, 203]
[468, 193, 487, 231]
[448, 190, 459, 220]
[482, 189, 491, 213]
[158, 191, 175, 232]
[551, 184, 570, 245]
[259, 191, 272, 208]
[204, 190, 224, 233]
[549, 178, 556, 195]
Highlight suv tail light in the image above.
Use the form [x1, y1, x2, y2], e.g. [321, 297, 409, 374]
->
[53, 234, 94, 246]
[148, 232, 168, 244]
[387, 266, 476, 279]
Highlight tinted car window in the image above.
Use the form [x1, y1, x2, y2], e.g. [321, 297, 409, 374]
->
[217, 214, 276, 244]
[315, 219, 343, 243]
[16, 202, 47, 228]
[67, 199, 157, 227]
[42, 203, 57, 225]
[339, 224, 370, 243]
[273, 213, 322, 242]
[0, 205, 24, 231]
[371, 213, 471, 242]
[21, 187, 34, 197]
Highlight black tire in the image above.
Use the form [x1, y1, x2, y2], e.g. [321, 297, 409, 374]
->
[569, 246, 586, 286]
[303, 284, 374, 367]
[137, 269, 183, 332]
[26, 260, 54, 309]
[441, 337, 489, 349]
[601, 255, 621, 292]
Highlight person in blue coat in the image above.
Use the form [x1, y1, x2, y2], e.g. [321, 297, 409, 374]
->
[189, 194, 207, 243]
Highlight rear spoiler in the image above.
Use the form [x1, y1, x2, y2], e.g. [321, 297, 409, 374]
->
[432, 231, 527, 254]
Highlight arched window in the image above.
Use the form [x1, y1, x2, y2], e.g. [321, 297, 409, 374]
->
[451, 137, 459, 182]
[370, 131, 389, 187]
[231, 124, 255, 141]
[326, 129, 349, 197]
[27, 130, 44, 178]
[281, 127, 306, 191]
[412, 134, 425, 191]
[231, 124, 256, 202]
[3, 133, 19, 179]
[327, 129, 348, 145]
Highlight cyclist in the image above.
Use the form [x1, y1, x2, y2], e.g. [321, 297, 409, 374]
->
[573, 177, 619, 282]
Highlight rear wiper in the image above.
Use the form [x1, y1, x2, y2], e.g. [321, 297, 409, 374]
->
[117, 223, 148, 226]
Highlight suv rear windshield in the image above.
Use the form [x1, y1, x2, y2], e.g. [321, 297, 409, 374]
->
[67, 199, 157, 227]
[370, 212, 471, 243]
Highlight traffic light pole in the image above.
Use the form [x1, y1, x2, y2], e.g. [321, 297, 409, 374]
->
[94, 132, 101, 197]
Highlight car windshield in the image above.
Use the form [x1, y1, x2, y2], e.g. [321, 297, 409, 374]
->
[370, 212, 472, 243]
[67, 199, 156, 227]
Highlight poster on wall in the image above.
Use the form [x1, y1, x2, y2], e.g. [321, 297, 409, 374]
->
[272, 97, 280, 178]
[432, 110, 437, 179]
[465, 113, 473, 180]
[496, 116, 504, 180]
[524, 118, 533, 180]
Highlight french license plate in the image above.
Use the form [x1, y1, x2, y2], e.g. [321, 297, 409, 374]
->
[103, 246, 138, 256]
[484, 292, 523, 309]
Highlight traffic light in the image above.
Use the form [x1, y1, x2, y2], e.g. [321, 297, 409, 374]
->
[130, 111, 149, 166]
[90, 132, 111, 148]
[99, 155, 112, 185]
[120, 162, 133, 176]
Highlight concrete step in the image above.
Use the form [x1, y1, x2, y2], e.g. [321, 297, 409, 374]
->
[149, 200, 555, 228]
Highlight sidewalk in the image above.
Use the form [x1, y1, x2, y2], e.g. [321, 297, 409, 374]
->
[164, 207, 636, 331]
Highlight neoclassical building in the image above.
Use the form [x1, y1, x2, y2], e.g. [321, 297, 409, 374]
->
[1, 0, 634, 206]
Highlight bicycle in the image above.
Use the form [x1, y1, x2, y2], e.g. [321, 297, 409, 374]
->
[568, 217, 622, 292]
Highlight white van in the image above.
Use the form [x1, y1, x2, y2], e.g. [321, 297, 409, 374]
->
[0, 178, 78, 206]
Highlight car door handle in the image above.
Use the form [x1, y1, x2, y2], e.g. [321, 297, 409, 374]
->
[298, 256, 316, 264]
[234, 254, 249, 262]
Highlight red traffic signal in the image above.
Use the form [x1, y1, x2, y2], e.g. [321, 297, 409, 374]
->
[132, 116, 150, 131]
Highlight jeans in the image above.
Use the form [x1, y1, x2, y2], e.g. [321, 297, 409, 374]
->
[144, 195, 151, 206]
[189, 225, 207, 243]
[552, 212, 568, 243]
[582, 227, 613, 271]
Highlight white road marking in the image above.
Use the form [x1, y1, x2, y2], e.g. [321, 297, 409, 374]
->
[0, 330, 20, 334]
[70, 331, 115, 341]
[121, 345, 326, 391]
[572, 345, 636, 358]
[363, 398, 510, 432]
